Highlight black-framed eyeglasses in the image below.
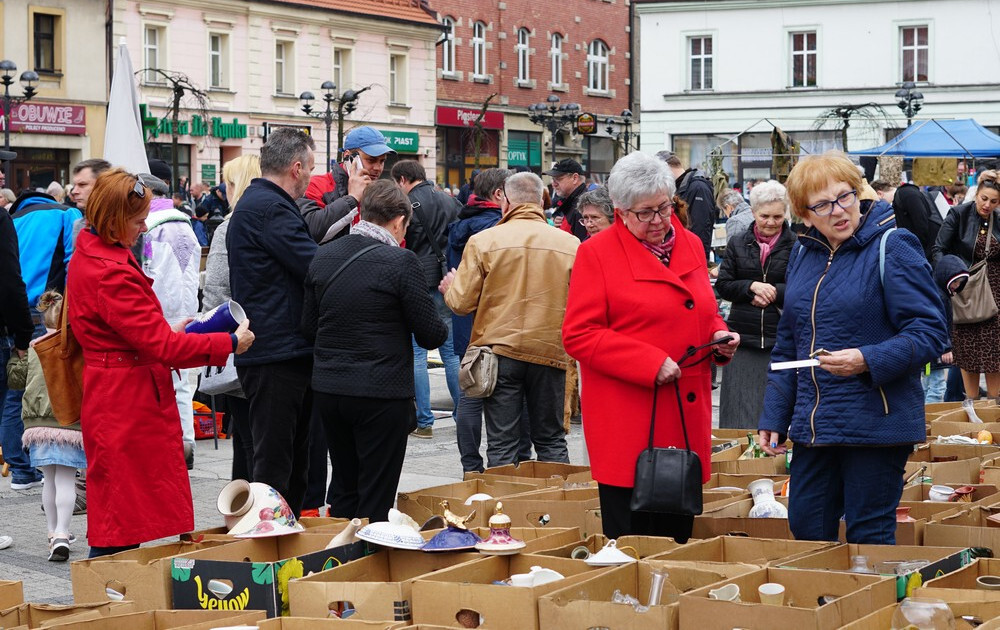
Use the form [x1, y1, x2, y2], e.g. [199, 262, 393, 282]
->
[130, 177, 146, 199]
[806, 189, 856, 216]
[623, 201, 674, 223]
[579, 214, 609, 226]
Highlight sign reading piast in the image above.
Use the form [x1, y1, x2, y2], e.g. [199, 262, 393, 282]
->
[576, 113, 597, 135]
[379, 130, 420, 153]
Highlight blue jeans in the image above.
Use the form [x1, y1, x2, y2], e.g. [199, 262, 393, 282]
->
[0, 334, 43, 484]
[789, 444, 910, 544]
[413, 292, 460, 429]
[921, 368, 947, 403]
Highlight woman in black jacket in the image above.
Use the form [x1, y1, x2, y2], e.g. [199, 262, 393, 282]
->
[716, 180, 797, 429]
[302, 180, 447, 522]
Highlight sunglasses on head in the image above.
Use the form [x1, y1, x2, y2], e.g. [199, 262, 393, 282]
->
[130, 176, 146, 199]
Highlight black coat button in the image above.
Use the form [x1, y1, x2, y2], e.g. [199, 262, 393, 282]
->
[685, 299, 695, 309]
[687, 392, 696, 403]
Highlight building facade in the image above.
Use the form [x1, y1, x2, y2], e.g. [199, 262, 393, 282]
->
[0, 0, 109, 193]
[431, 0, 633, 187]
[637, 0, 1000, 184]
[114, 0, 441, 187]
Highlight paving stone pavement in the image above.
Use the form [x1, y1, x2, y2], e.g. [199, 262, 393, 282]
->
[0, 367, 721, 604]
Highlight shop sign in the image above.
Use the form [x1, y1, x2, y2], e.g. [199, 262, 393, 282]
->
[576, 113, 597, 135]
[507, 136, 541, 167]
[380, 130, 420, 153]
[143, 107, 248, 140]
[1, 102, 86, 135]
[436, 106, 504, 130]
[262, 122, 311, 142]
[201, 164, 217, 186]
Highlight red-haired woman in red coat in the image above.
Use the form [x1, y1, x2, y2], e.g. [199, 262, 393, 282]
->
[68, 169, 255, 557]
[563, 152, 739, 542]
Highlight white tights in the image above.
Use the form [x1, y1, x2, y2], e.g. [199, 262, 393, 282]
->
[40, 465, 75, 538]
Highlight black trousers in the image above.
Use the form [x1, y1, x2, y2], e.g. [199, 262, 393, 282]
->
[224, 394, 253, 482]
[303, 407, 334, 510]
[316, 391, 413, 523]
[598, 483, 695, 543]
[237, 357, 313, 517]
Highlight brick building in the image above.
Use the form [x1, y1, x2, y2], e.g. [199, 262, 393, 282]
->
[431, 0, 633, 187]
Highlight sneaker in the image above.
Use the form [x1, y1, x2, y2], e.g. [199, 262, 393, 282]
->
[963, 398, 983, 424]
[410, 427, 433, 439]
[0, 535, 11, 550]
[48, 538, 70, 562]
[11, 478, 43, 490]
[48, 534, 77, 545]
[74, 492, 87, 515]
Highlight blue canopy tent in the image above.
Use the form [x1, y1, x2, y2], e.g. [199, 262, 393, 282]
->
[851, 119, 1000, 158]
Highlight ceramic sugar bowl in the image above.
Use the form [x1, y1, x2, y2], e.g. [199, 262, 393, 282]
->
[475, 502, 526, 555]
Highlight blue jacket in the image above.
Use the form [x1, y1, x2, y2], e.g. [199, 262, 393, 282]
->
[759, 200, 948, 446]
[9, 194, 82, 306]
[227, 178, 317, 366]
[446, 196, 501, 356]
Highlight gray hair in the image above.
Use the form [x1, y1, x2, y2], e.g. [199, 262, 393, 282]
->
[260, 127, 315, 176]
[719, 189, 744, 208]
[607, 152, 676, 210]
[749, 180, 789, 214]
[577, 187, 614, 222]
[46, 181, 65, 200]
[503, 172, 544, 206]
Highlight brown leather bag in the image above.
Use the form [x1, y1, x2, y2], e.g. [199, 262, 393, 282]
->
[952, 212, 999, 325]
[33, 292, 84, 426]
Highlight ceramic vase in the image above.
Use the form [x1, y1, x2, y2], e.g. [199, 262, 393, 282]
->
[327, 518, 362, 549]
[217, 479, 298, 536]
[896, 507, 917, 523]
[747, 479, 788, 519]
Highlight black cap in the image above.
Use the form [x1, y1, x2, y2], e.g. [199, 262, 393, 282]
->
[148, 158, 172, 186]
[545, 158, 585, 177]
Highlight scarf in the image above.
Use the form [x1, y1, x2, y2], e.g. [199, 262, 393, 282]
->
[350, 220, 399, 247]
[639, 227, 676, 266]
[754, 224, 782, 266]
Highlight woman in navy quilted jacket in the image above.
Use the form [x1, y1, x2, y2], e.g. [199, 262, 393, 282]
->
[757, 152, 948, 544]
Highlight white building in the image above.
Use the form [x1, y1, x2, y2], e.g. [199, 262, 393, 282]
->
[636, 0, 1000, 182]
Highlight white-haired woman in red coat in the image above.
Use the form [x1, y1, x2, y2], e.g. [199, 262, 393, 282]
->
[562, 152, 739, 542]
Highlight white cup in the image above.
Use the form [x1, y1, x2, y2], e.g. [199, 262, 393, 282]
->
[758, 582, 785, 606]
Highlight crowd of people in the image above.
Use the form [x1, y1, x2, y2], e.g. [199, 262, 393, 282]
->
[0, 126, 995, 558]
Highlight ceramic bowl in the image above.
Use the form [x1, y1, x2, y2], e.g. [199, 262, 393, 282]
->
[928, 485, 956, 502]
[356, 522, 425, 550]
[585, 540, 638, 566]
[976, 575, 1000, 590]
[421, 526, 482, 552]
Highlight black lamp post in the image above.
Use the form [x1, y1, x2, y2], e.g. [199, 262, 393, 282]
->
[528, 95, 580, 168]
[894, 81, 924, 127]
[299, 82, 370, 172]
[0, 60, 38, 188]
[605, 109, 635, 157]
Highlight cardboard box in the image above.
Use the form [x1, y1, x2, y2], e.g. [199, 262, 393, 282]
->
[923, 506, 1000, 550]
[490, 487, 601, 534]
[0, 581, 23, 610]
[900, 482, 999, 505]
[395, 480, 539, 529]
[678, 567, 896, 630]
[983, 455, 1000, 487]
[778, 543, 976, 600]
[538, 560, 741, 630]
[703, 473, 789, 490]
[528, 533, 681, 560]
[649, 536, 834, 565]
[710, 449, 788, 475]
[910, 442, 1000, 463]
[181, 517, 358, 543]
[0, 602, 135, 630]
[37, 610, 265, 630]
[170, 534, 373, 618]
[916, 557, 1000, 601]
[929, 407, 1000, 438]
[904, 457, 983, 485]
[410, 555, 604, 630]
[844, 599, 1000, 630]
[469, 461, 592, 484]
[288, 549, 480, 621]
[691, 498, 794, 539]
[72, 541, 232, 610]
[258, 619, 406, 630]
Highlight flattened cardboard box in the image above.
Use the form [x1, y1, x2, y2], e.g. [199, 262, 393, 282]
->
[528, 533, 681, 560]
[648, 536, 834, 565]
[0, 581, 24, 610]
[916, 557, 1000, 601]
[288, 549, 480, 621]
[257, 618, 407, 629]
[72, 540, 232, 610]
[396, 479, 539, 529]
[410, 554, 605, 630]
[171, 534, 372, 618]
[0, 601, 135, 630]
[34, 610, 265, 630]
[678, 567, 896, 630]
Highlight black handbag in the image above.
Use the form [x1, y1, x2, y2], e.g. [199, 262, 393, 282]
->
[629, 336, 733, 515]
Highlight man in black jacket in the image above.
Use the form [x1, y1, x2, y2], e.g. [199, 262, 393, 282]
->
[661, 151, 718, 259]
[227, 127, 317, 516]
[391, 160, 461, 438]
[547, 158, 589, 241]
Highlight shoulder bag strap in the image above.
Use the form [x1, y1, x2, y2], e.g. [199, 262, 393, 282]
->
[646, 382, 692, 452]
[318, 244, 380, 304]
[58, 289, 71, 357]
[878, 227, 897, 285]
[410, 199, 447, 269]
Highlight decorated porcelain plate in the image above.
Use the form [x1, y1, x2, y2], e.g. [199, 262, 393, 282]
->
[475, 540, 526, 555]
[356, 523, 425, 550]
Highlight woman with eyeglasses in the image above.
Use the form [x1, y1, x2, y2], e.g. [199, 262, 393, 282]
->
[932, 170, 1000, 421]
[715, 180, 796, 429]
[575, 187, 615, 238]
[562, 152, 739, 541]
[758, 152, 947, 544]
[67, 169, 255, 557]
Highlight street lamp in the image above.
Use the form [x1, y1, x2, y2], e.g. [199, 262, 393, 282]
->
[0, 60, 38, 188]
[894, 81, 924, 127]
[299, 82, 370, 172]
[604, 109, 635, 158]
[528, 95, 580, 168]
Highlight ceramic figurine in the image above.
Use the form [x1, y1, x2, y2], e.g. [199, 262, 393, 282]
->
[475, 502, 526, 555]
[440, 499, 476, 530]
[747, 479, 788, 519]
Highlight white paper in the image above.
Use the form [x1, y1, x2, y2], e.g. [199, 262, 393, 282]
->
[770, 359, 820, 371]
[933, 191, 950, 220]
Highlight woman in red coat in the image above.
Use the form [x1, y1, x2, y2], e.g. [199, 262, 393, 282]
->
[563, 152, 738, 542]
[68, 169, 254, 557]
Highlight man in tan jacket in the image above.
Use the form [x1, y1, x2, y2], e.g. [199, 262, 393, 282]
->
[440, 172, 579, 467]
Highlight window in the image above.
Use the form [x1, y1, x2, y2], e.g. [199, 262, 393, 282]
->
[587, 40, 609, 92]
[143, 26, 165, 84]
[689, 35, 713, 90]
[209, 33, 229, 89]
[790, 31, 816, 87]
[550, 34, 563, 85]
[441, 17, 456, 75]
[516, 28, 530, 83]
[332, 48, 352, 90]
[900, 25, 928, 82]
[34, 14, 56, 72]
[275, 41, 293, 95]
[472, 21, 487, 78]
[389, 54, 407, 104]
